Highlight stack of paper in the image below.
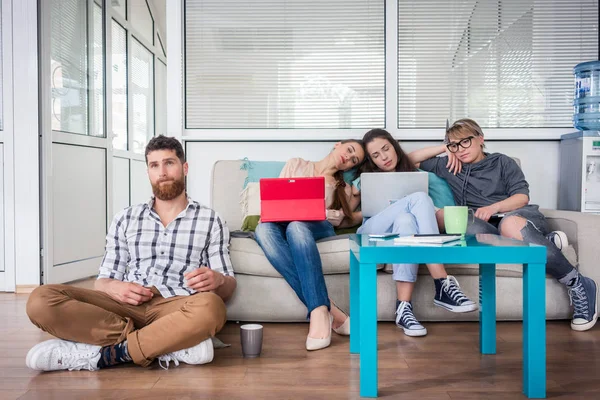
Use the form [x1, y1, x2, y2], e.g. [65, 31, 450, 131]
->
[393, 234, 462, 246]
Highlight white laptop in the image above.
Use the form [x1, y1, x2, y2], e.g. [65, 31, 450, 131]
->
[360, 172, 429, 218]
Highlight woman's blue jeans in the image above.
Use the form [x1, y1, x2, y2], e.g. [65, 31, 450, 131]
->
[357, 192, 439, 283]
[254, 220, 336, 317]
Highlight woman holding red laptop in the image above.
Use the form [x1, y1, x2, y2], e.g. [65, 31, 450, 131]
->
[254, 140, 364, 351]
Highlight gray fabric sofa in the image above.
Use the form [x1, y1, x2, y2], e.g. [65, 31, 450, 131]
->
[211, 160, 600, 322]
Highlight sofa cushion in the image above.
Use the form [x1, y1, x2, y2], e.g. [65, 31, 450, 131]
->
[241, 160, 286, 189]
[229, 237, 384, 277]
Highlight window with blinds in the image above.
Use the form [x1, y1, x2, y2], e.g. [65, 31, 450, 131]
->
[112, 21, 128, 150]
[184, 0, 385, 129]
[398, 0, 598, 128]
[92, 4, 104, 137]
[50, 0, 88, 135]
[131, 39, 154, 154]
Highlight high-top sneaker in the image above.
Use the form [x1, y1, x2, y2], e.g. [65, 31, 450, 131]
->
[395, 301, 427, 337]
[434, 275, 478, 313]
[568, 274, 599, 331]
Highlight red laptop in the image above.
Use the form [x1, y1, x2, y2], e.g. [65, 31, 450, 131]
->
[259, 177, 326, 222]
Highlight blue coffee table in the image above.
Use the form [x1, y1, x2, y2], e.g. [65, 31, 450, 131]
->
[349, 234, 547, 398]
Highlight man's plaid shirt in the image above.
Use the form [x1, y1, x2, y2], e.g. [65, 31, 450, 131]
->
[98, 197, 234, 298]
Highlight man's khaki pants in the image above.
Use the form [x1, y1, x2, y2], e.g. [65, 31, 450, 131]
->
[26, 284, 227, 367]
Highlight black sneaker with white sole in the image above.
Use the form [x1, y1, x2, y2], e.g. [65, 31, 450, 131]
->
[434, 275, 478, 313]
[395, 301, 427, 337]
[568, 274, 599, 332]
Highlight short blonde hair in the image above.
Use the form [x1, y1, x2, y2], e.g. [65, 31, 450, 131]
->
[445, 118, 485, 147]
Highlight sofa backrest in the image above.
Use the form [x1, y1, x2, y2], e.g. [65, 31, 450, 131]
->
[211, 160, 247, 231]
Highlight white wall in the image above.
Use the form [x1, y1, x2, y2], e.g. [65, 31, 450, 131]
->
[186, 140, 560, 210]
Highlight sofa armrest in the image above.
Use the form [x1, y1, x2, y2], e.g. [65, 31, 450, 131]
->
[541, 209, 600, 282]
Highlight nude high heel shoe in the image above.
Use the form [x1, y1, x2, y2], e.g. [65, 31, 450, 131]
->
[331, 301, 351, 336]
[306, 314, 333, 351]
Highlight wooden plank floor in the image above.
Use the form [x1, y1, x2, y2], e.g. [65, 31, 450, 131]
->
[1, 292, 599, 399]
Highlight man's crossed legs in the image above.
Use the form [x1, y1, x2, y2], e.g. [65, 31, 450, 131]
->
[26, 285, 226, 371]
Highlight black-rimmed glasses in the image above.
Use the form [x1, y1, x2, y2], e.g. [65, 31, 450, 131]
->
[446, 136, 475, 153]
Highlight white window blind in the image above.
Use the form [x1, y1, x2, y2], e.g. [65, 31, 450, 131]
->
[184, 0, 385, 129]
[131, 39, 154, 154]
[398, 0, 598, 128]
[92, 4, 104, 137]
[50, 0, 88, 135]
[112, 20, 128, 150]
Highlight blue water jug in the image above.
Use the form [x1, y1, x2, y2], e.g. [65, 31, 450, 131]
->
[574, 61, 600, 130]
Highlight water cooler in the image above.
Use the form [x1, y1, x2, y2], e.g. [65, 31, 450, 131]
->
[558, 61, 600, 213]
[558, 131, 600, 213]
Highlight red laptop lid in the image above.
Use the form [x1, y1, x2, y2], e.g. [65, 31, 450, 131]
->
[260, 177, 326, 223]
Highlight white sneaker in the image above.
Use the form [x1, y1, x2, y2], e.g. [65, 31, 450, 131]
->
[546, 231, 569, 251]
[26, 339, 101, 372]
[158, 338, 214, 369]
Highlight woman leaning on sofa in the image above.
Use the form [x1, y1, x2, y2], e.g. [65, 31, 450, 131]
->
[254, 140, 365, 351]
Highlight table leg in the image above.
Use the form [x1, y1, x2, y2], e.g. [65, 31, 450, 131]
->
[523, 263, 546, 398]
[359, 263, 378, 397]
[479, 264, 496, 354]
[350, 251, 360, 354]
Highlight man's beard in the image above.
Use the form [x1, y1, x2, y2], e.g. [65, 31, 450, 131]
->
[152, 174, 186, 201]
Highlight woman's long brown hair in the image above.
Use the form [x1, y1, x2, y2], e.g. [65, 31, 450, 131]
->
[329, 139, 365, 218]
[360, 129, 416, 174]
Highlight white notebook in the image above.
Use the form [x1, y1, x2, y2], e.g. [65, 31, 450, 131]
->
[393, 234, 462, 245]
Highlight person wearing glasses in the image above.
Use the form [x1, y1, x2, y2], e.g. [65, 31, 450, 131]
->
[409, 118, 598, 332]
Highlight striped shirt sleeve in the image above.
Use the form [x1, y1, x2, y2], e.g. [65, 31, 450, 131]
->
[206, 212, 234, 278]
[98, 210, 130, 281]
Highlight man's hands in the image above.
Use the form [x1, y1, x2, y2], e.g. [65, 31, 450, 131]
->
[104, 280, 153, 306]
[474, 204, 500, 222]
[185, 267, 225, 292]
